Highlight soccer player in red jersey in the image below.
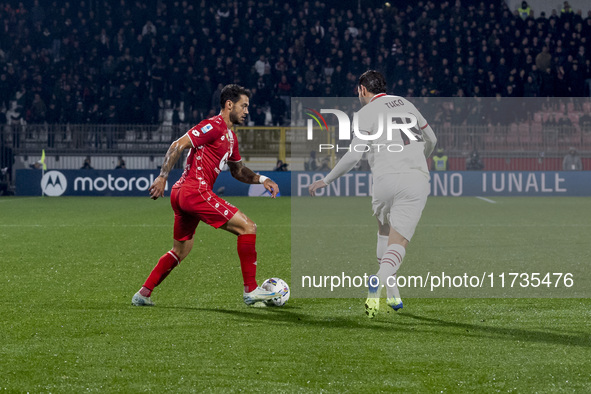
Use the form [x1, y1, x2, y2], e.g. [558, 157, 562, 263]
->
[132, 84, 280, 306]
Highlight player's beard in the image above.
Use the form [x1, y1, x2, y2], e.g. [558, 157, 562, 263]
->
[229, 109, 245, 126]
[358, 95, 369, 107]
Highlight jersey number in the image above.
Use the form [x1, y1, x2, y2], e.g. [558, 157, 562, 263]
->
[392, 117, 424, 145]
[219, 152, 229, 171]
[399, 126, 424, 146]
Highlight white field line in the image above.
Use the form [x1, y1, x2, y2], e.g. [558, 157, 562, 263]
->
[476, 196, 496, 203]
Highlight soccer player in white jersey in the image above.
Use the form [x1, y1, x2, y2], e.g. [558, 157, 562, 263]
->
[309, 70, 437, 318]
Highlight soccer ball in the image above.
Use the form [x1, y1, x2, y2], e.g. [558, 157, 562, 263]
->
[261, 278, 290, 306]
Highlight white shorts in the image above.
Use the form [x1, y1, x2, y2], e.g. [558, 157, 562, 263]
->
[372, 172, 429, 241]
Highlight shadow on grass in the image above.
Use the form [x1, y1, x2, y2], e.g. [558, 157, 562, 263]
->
[161, 304, 591, 348]
[399, 312, 591, 349]
[164, 304, 395, 330]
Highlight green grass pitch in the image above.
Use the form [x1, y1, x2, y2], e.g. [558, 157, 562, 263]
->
[1, 196, 590, 392]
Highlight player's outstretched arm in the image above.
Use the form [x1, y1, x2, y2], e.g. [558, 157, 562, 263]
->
[149, 134, 192, 200]
[227, 161, 279, 198]
[309, 146, 364, 197]
[309, 178, 328, 197]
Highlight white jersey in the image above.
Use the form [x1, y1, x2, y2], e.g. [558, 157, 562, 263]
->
[356, 94, 434, 179]
[323, 94, 437, 185]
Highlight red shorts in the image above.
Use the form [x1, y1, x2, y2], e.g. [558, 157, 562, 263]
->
[170, 186, 238, 241]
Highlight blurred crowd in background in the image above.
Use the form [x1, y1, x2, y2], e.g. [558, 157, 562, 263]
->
[0, 0, 590, 129]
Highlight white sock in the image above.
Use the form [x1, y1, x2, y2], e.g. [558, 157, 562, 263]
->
[376, 233, 388, 265]
[388, 274, 402, 300]
[376, 243, 406, 299]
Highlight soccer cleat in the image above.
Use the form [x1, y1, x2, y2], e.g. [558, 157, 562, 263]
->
[364, 275, 380, 319]
[243, 286, 278, 306]
[131, 291, 154, 306]
[386, 296, 403, 311]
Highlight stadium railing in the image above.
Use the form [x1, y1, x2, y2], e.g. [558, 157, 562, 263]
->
[0, 123, 287, 155]
[1, 122, 590, 171]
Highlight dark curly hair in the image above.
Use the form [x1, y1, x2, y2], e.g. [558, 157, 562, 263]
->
[220, 84, 251, 109]
[358, 70, 387, 94]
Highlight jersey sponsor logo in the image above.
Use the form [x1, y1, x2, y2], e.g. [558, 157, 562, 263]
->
[41, 170, 68, 196]
[192, 129, 200, 137]
[201, 124, 213, 133]
[221, 135, 225, 141]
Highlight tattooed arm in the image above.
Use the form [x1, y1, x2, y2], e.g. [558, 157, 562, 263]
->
[148, 134, 192, 200]
[227, 160, 260, 184]
[227, 161, 279, 198]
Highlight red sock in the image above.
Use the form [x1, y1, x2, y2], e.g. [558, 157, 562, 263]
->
[142, 250, 181, 295]
[237, 234, 258, 293]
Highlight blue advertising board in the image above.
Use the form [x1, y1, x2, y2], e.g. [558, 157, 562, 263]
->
[293, 171, 591, 197]
[15, 170, 591, 197]
[16, 169, 291, 197]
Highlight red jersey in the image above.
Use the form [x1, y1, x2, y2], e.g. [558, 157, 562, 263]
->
[173, 115, 241, 190]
